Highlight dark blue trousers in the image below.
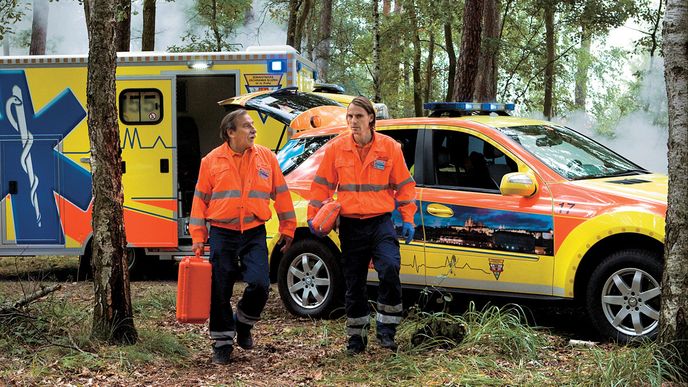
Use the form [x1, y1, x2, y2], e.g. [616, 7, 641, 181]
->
[339, 213, 403, 339]
[208, 224, 269, 345]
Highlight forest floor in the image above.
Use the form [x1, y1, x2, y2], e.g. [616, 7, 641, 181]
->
[0, 256, 681, 386]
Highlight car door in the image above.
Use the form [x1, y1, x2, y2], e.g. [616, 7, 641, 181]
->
[420, 125, 556, 296]
[377, 126, 426, 287]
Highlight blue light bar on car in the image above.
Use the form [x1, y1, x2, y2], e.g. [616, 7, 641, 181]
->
[423, 101, 515, 114]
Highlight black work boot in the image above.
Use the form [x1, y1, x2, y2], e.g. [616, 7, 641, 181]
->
[235, 313, 254, 350]
[212, 344, 233, 365]
[346, 335, 367, 355]
[377, 334, 398, 352]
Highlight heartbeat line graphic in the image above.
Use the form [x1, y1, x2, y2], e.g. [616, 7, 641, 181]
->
[121, 127, 173, 149]
[402, 254, 491, 276]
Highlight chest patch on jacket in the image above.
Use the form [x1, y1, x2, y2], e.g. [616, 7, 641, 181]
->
[373, 159, 386, 170]
[259, 168, 270, 179]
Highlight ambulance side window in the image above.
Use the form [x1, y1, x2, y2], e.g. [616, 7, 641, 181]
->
[383, 129, 418, 177]
[119, 89, 163, 125]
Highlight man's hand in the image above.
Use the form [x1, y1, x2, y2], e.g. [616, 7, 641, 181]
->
[278, 234, 294, 253]
[401, 222, 415, 244]
[192, 242, 204, 257]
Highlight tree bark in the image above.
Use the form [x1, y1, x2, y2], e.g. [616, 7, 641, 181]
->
[408, 0, 423, 116]
[452, 0, 484, 102]
[382, 0, 391, 15]
[210, 0, 222, 51]
[474, 0, 499, 102]
[424, 33, 435, 105]
[85, 0, 137, 345]
[574, 24, 590, 110]
[314, 0, 332, 81]
[543, 2, 554, 119]
[114, 0, 131, 52]
[373, 0, 382, 102]
[444, 12, 456, 101]
[142, 0, 156, 51]
[29, 0, 49, 55]
[661, 0, 688, 374]
[286, 0, 300, 47]
[293, 0, 313, 52]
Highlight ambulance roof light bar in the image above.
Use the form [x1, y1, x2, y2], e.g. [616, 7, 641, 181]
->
[424, 102, 515, 117]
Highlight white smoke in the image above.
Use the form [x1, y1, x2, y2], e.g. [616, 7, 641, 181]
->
[556, 57, 667, 174]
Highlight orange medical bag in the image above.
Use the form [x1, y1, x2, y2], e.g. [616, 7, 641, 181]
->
[311, 200, 341, 235]
[176, 255, 212, 324]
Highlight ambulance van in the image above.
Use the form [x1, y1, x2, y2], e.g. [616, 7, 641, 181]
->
[0, 45, 316, 273]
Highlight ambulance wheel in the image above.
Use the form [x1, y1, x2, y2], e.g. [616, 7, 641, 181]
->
[585, 249, 662, 343]
[278, 238, 343, 318]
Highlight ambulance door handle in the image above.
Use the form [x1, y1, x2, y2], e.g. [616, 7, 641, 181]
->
[427, 203, 454, 218]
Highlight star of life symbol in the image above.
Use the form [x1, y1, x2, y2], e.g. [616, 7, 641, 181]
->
[5, 85, 41, 227]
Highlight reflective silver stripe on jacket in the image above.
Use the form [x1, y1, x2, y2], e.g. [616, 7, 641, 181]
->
[189, 217, 206, 226]
[274, 184, 289, 194]
[314, 175, 337, 190]
[338, 183, 391, 192]
[309, 199, 323, 209]
[391, 176, 414, 191]
[395, 199, 414, 206]
[211, 190, 242, 200]
[277, 210, 296, 220]
[210, 215, 257, 224]
[194, 189, 211, 203]
[248, 190, 270, 199]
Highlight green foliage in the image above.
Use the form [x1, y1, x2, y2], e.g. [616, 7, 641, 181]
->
[168, 0, 252, 52]
[0, 0, 26, 42]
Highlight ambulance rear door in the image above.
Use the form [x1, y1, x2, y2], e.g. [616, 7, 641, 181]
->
[117, 76, 178, 247]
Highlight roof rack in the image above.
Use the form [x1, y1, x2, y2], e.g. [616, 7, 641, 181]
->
[424, 102, 515, 117]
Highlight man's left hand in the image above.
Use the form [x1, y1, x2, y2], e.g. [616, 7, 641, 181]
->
[401, 222, 415, 244]
[278, 234, 294, 253]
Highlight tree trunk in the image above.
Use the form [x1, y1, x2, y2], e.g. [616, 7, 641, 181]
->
[474, 0, 499, 102]
[210, 0, 222, 51]
[293, 0, 313, 52]
[382, 0, 391, 15]
[661, 0, 688, 374]
[29, 0, 49, 55]
[424, 33, 435, 105]
[114, 0, 131, 52]
[543, 2, 554, 119]
[373, 0, 382, 102]
[286, 0, 300, 47]
[142, 0, 156, 51]
[452, 0, 484, 101]
[444, 13, 456, 101]
[408, 0, 422, 116]
[314, 0, 332, 81]
[574, 24, 590, 110]
[85, 0, 137, 345]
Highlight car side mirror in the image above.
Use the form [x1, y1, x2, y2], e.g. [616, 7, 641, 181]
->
[500, 172, 537, 197]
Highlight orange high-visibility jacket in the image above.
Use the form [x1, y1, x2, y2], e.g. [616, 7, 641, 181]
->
[307, 132, 417, 224]
[190, 143, 296, 244]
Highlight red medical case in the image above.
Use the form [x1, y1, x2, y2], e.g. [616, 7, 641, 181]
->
[176, 255, 212, 324]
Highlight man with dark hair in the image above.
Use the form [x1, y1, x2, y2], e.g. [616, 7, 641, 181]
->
[307, 96, 417, 354]
[190, 108, 295, 364]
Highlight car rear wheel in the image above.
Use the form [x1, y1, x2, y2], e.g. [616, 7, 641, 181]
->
[585, 249, 662, 343]
[277, 238, 343, 318]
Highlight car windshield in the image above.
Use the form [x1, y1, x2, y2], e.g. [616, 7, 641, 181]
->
[277, 135, 335, 175]
[246, 92, 343, 123]
[497, 124, 647, 180]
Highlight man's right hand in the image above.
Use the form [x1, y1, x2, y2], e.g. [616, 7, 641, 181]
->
[192, 242, 204, 257]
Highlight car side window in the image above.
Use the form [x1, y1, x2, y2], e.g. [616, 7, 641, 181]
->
[381, 129, 418, 176]
[431, 130, 517, 192]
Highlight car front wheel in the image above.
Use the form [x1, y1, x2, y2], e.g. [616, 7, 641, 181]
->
[277, 238, 343, 318]
[585, 249, 662, 343]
